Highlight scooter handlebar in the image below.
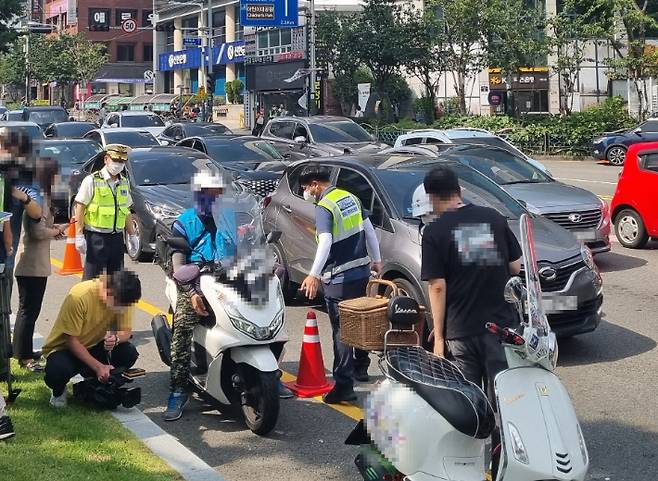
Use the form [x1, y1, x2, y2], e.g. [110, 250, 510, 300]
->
[486, 322, 525, 346]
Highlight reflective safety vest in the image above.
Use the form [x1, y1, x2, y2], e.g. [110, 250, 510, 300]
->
[316, 188, 370, 281]
[84, 171, 131, 233]
[176, 207, 236, 264]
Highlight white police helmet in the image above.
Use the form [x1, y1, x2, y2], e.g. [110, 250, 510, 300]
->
[411, 183, 432, 218]
[192, 170, 225, 191]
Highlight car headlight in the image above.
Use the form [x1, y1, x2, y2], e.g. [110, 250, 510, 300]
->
[225, 302, 284, 341]
[145, 201, 179, 221]
[508, 422, 529, 464]
[593, 137, 606, 144]
[581, 244, 595, 271]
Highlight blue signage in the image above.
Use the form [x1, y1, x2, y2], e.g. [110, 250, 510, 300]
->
[158, 41, 246, 71]
[239, 0, 298, 27]
[183, 37, 201, 47]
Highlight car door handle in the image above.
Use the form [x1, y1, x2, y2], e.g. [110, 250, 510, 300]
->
[282, 204, 292, 213]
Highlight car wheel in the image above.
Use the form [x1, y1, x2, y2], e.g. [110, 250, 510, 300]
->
[125, 215, 149, 261]
[271, 242, 297, 303]
[615, 208, 649, 249]
[606, 146, 626, 166]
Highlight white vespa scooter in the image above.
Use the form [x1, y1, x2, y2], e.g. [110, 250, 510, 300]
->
[151, 192, 288, 435]
[347, 213, 589, 481]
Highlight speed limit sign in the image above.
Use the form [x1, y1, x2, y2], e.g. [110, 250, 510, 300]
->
[121, 18, 137, 33]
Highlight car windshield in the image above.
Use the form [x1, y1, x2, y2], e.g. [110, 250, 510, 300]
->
[37, 142, 103, 166]
[377, 163, 526, 220]
[54, 123, 96, 138]
[131, 153, 216, 186]
[0, 125, 43, 140]
[122, 114, 165, 128]
[6, 112, 22, 121]
[444, 147, 550, 185]
[104, 131, 159, 147]
[205, 140, 284, 164]
[27, 110, 68, 125]
[309, 121, 373, 143]
[186, 124, 231, 136]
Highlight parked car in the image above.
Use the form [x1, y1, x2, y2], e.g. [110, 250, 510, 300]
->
[260, 115, 388, 157]
[44, 121, 97, 139]
[436, 144, 611, 254]
[610, 141, 658, 248]
[83, 128, 160, 149]
[0, 110, 23, 121]
[101, 111, 166, 137]
[393, 128, 550, 174]
[69, 146, 221, 261]
[20, 106, 69, 130]
[33, 139, 104, 220]
[158, 122, 233, 145]
[0, 106, 6, 117]
[177, 135, 291, 197]
[591, 118, 658, 165]
[263, 154, 603, 338]
[0, 121, 45, 141]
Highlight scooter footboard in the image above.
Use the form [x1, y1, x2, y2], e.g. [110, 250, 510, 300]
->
[495, 368, 589, 481]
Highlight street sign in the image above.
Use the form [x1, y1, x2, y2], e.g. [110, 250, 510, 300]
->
[143, 70, 155, 82]
[240, 0, 298, 27]
[121, 18, 137, 34]
[183, 37, 201, 47]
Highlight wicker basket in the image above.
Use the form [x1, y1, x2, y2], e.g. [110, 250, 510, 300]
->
[339, 279, 425, 351]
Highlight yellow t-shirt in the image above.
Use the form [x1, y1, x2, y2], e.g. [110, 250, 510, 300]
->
[43, 279, 133, 356]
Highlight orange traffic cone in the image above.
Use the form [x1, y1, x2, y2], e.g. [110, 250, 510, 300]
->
[57, 220, 84, 276]
[285, 310, 334, 398]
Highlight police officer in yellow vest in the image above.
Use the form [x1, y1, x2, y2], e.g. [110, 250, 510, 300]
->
[299, 165, 383, 404]
[73, 144, 138, 280]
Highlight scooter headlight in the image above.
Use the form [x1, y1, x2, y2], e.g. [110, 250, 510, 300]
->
[507, 422, 529, 464]
[577, 423, 588, 465]
[225, 303, 283, 341]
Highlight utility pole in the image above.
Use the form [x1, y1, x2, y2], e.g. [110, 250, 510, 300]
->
[24, 35, 30, 105]
[308, 0, 316, 115]
[206, 0, 214, 121]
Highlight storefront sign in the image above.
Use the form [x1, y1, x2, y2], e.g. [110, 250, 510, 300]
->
[488, 91, 504, 106]
[159, 41, 246, 71]
[215, 41, 246, 64]
[89, 8, 111, 30]
[240, 0, 299, 27]
[246, 61, 306, 90]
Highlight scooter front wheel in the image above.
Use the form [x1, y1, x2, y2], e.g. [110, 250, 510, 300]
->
[237, 364, 280, 436]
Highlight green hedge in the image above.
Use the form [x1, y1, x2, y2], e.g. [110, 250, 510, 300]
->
[366, 97, 636, 155]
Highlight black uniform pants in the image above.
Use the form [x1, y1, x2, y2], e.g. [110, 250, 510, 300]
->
[44, 340, 139, 397]
[12, 276, 48, 360]
[83, 231, 125, 280]
[324, 278, 371, 388]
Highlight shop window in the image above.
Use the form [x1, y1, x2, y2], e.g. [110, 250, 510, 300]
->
[118, 83, 134, 96]
[256, 29, 292, 56]
[117, 43, 135, 62]
[143, 44, 153, 62]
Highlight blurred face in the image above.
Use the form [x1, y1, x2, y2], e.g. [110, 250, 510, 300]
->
[194, 187, 224, 215]
[301, 180, 323, 203]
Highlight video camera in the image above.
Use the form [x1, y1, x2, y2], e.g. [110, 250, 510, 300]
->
[72, 367, 145, 410]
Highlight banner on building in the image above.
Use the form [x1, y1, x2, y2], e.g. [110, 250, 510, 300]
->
[358, 83, 371, 111]
[67, 0, 77, 25]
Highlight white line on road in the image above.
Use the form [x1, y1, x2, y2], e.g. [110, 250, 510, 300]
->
[556, 177, 617, 185]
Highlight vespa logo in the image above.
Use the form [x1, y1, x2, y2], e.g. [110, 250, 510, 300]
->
[394, 305, 418, 315]
[539, 266, 557, 282]
[168, 53, 187, 69]
[568, 213, 583, 223]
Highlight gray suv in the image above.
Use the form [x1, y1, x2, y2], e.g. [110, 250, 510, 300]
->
[263, 154, 603, 338]
[260, 115, 387, 157]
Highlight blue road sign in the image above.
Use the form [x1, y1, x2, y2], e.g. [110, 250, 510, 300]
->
[240, 0, 298, 27]
[183, 37, 202, 47]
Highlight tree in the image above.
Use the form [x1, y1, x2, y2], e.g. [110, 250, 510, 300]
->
[0, 0, 23, 53]
[405, 7, 447, 122]
[353, 0, 412, 120]
[546, 0, 614, 115]
[605, 0, 658, 119]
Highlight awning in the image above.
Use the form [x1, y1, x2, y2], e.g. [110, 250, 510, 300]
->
[94, 63, 153, 84]
[105, 96, 135, 106]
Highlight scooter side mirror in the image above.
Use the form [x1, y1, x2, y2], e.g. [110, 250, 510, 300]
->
[266, 231, 282, 244]
[504, 276, 526, 304]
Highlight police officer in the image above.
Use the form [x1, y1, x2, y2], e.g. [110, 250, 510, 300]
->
[299, 165, 383, 404]
[74, 144, 138, 280]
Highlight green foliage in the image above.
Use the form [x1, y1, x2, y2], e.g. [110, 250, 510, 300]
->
[413, 97, 435, 125]
[0, 0, 23, 53]
[225, 79, 244, 104]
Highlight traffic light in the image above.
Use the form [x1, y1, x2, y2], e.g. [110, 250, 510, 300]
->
[89, 24, 110, 32]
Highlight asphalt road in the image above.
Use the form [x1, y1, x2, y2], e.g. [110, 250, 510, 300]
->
[32, 158, 658, 481]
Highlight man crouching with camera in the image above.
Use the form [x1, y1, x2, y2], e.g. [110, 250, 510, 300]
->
[42, 269, 142, 408]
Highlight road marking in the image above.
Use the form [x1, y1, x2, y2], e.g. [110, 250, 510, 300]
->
[556, 177, 617, 185]
[50, 257, 365, 422]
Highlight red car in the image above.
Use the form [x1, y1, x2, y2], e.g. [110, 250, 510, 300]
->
[611, 141, 658, 248]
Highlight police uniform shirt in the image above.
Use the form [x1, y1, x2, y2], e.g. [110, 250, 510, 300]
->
[75, 166, 133, 208]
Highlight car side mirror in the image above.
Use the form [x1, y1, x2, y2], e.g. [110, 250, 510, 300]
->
[634, 127, 642, 135]
[504, 276, 526, 304]
[266, 231, 282, 244]
[294, 136, 307, 145]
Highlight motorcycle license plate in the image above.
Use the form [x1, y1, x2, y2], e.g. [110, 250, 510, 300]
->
[574, 229, 597, 242]
[542, 294, 578, 312]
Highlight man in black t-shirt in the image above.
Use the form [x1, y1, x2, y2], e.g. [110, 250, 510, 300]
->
[420, 166, 522, 401]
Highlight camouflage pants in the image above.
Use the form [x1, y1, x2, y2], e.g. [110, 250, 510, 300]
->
[170, 288, 202, 393]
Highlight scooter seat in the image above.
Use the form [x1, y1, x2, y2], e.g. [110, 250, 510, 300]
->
[385, 346, 495, 439]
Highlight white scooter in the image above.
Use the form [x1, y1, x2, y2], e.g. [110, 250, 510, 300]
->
[347, 213, 589, 481]
[151, 193, 288, 435]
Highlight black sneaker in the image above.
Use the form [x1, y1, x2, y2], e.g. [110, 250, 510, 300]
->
[354, 369, 370, 383]
[0, 416, 15, 440]
[323, 384, 357, 404]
